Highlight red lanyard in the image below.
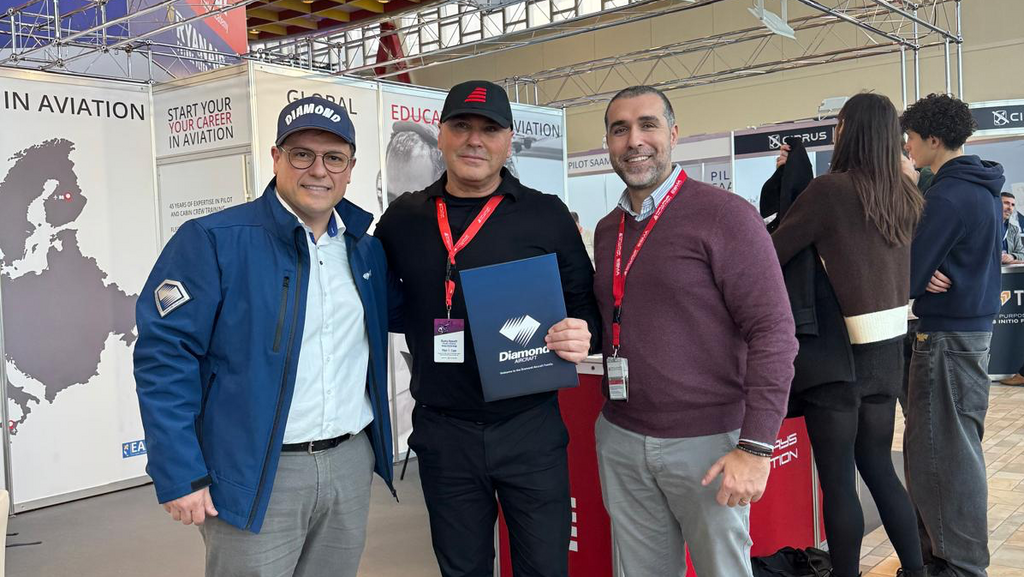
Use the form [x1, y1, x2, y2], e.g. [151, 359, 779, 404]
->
[436, 195, 504, 315]
[611, 169, 687, 353]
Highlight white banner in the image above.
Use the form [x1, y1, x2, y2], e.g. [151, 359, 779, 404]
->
[154, 68, 252, 158]
[156, 155, 249, 244]
[251, 64, 383, 219]
[0, 69, 158, 508]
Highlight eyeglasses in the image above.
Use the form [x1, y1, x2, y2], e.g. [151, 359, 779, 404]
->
[278, 146, 351, 173]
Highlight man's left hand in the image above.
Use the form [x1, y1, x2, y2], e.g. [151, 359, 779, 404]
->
[701, 448, 771, 507]
[1002, 252, 1015, 265]
[545, 318, 591, 364]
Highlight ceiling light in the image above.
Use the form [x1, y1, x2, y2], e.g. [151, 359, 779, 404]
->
[749, 0, 795, 40]
[818, 96, 849, 118]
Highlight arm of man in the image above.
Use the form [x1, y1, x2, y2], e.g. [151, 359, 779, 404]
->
[703, 199, 799, 507]
[771, 177, 826, 267]
[134, 219, 222, 525]
[910, 196, 965, 298]
[545, 198, 602, 363]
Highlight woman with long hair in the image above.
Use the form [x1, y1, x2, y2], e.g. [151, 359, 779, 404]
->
[772, 93, 926, 577]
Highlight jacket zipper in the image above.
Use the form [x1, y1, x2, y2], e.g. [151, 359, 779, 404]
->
[272, 277, 290, 352]
[246, 250, 303, 530]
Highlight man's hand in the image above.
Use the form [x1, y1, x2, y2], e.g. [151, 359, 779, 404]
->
[901, 154, 919, 185]
[926, 270, 952, 294]
[1002, 252, 1015, 265]
[545, 318, 591, 364]
[163, 486, 218, 526]
[701, 449, 771, 507]
[775, 144, 791, 169]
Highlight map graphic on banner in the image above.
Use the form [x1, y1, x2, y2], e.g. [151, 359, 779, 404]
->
[128, 0, 249, 76]
[0, 139, 137, 435]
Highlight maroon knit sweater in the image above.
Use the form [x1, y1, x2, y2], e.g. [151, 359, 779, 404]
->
[593, 177, 798, 444]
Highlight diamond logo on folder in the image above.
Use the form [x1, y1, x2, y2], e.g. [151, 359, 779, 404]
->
[499, 315, 541, 347]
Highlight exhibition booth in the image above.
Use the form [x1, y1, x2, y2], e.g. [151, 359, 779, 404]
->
[0, 62, 568, 512]
[4, 61, 1018, 577]
[967, 100, 1024, 377]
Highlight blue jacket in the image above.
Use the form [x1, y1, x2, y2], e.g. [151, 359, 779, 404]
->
[910, 155, 1006, 332]
[134, 180, 396, 533]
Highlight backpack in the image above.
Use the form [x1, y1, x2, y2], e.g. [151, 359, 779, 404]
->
[752, 547, 833, 577]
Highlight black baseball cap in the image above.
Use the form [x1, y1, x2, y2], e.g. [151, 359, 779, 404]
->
[440, 80, 513, 129]
[276, 96, 357, 153]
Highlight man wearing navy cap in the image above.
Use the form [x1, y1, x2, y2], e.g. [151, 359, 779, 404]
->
[134, 96, 396, 576]
[376, 80, 600, 576]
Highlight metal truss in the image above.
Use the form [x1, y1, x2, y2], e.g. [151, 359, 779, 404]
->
[247, 0, 707, 77]
[247, 0, 963, 108]
[526, 0, 963, 108]
[0, 0, 252, 82]
[0, 0, 964, 104]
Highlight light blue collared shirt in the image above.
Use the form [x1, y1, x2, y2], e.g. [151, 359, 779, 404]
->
[276, 192, 374, 444]
[617, 164, 683, 222]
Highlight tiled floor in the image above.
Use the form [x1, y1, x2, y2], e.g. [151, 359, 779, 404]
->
[859, 383, 1024, 576]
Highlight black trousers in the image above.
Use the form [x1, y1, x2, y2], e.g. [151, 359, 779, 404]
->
[409, 397, 571, 577]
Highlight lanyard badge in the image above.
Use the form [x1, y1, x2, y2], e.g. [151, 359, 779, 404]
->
[608, 169, 687, 400]
[433, 194, 504, 363]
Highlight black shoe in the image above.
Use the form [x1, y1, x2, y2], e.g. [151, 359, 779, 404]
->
[896, 568, 927, 577]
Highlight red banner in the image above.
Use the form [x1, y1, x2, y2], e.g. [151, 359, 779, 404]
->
[498, 375, 820, 576]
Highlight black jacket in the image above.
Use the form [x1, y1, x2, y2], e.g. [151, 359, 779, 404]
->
[762, 138, 855, 403]
[375, 168, 601, 422]
[910, 155, 1005, 332]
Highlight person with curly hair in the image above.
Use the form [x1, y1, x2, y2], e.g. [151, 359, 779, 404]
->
[901, 93, 1006, 577]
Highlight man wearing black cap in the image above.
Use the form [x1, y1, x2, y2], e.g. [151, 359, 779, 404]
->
[134, 96, 395, 576]
[375, 80, 600, 577]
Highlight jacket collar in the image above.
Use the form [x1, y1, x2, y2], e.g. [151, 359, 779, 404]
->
[258, 178, 373, 244]
[425, 167, 523, 201]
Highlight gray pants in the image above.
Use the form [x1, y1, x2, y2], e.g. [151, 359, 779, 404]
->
[198, 432, 375, 577]
[905, 332, 991, 577]
[595, 415, 752, 577]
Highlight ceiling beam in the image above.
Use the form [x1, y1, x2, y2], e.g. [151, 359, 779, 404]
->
[247, 7, 280, 21]
[265, 0, 311, 14]
[253, 22, 289, 35]
[280, 16, 319, 29]
[348, 0, 384, 14]
[316, 8, 351, 21]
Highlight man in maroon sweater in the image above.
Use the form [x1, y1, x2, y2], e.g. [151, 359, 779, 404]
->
[592, 86, 798, 576]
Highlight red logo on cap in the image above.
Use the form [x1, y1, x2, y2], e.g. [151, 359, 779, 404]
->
[465, 87, 487, 103]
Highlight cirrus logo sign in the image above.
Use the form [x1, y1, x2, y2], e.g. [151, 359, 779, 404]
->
[993, 109, 1024, 127]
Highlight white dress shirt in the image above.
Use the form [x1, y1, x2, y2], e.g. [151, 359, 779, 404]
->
[277, 192, 374, 444]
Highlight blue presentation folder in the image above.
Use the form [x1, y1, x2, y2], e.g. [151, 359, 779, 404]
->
[459, 253, 580, 401]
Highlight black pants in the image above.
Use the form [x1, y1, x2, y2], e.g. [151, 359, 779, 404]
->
[803, 340, 923, 577]
[409, 397, 571, 577]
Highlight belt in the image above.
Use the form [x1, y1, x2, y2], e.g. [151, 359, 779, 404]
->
[281, 433, 352, 454]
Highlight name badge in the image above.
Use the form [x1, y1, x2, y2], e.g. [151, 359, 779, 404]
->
[434, 318, 465, 363]
[607, 356, 629, 401]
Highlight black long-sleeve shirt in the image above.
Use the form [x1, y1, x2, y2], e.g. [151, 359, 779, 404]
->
[375, 169, 601, 422]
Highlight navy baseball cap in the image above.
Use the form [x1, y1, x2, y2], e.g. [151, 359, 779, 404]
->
[440, 80, 513, 129]
[276, 96, 356, 153]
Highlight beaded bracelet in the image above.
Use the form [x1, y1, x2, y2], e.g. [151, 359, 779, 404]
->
[736, 443, 773, 458]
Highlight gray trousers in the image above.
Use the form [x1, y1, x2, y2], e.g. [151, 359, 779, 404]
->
[198, 432, 375, 577]
[595, 415, 752, 577]
[905, 332, 991, 577]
